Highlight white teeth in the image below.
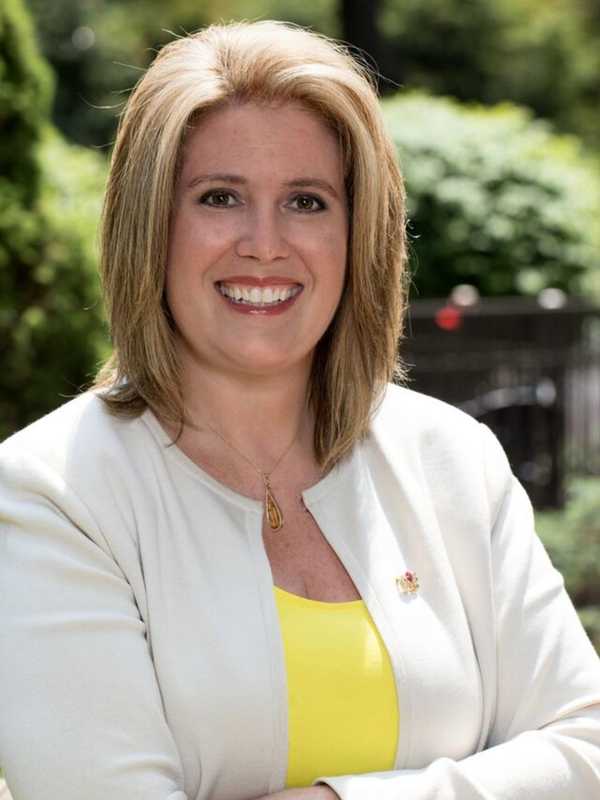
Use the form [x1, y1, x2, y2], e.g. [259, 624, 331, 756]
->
[218, 283, 301, 306]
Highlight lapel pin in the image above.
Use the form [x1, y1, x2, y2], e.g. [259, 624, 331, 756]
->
[396, 570, 420, 595]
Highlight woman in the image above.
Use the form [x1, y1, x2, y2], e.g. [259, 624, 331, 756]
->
[1, 19, 600, 800]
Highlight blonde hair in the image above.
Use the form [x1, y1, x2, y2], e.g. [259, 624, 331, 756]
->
[94, 19, 408, 471]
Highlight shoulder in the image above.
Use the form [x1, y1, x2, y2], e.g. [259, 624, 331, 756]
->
[369, 383, 513, 520]
[371, 382, 487, 453]
[0, 393, 167, 566]
[0, 393, 152, 518]
[373, 382, 480, 435]
[0, 392, 135, 461]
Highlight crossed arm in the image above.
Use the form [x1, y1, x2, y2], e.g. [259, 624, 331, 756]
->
[253, 789, 338, 800]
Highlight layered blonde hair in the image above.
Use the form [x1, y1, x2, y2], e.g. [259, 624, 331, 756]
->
[94, 19, 408, 471]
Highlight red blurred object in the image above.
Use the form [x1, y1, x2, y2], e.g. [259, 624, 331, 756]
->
[435, 304, 463, 331]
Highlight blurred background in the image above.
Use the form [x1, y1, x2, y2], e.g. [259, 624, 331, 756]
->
[1, 0, 599, 647]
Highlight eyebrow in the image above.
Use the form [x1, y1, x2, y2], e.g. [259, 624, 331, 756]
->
[185, 173, 341, 200]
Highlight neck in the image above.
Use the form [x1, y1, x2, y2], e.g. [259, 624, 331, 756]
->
[178, 361, 315, 470]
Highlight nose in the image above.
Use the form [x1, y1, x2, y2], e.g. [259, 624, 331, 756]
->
[235, 203, 289, 262]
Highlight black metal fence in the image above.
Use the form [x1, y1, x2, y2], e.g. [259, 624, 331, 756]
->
[400, 296, 600, 509]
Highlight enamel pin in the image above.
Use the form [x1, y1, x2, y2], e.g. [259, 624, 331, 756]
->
[396, 570, 420, 595]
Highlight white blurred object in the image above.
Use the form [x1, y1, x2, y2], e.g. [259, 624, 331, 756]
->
[450, 284, 480, 307]
[72, 26, 95, 50]
[536, 378, 557, 407]
[538, 287, 567, 309]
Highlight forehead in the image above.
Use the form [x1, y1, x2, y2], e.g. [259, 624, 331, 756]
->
[179, 101, 344, 183]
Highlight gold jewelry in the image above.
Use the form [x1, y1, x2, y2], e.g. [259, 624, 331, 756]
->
[396, 570, 420, 595]
[198, 420, 302, 532]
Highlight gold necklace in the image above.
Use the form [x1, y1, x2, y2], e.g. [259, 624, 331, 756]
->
[201, 421, 303, 532]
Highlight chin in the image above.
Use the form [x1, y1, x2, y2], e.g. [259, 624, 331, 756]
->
[226, 347, 313, 379]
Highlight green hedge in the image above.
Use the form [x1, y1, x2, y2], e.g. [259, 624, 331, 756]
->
[536, 478, 600, 652]
[0, 0, 109, 442]
[0, 129, 108, 442]
[0, 0, 51, 199]
[382, 91, 600, 299]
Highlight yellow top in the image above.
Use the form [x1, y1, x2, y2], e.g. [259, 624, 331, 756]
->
[273, 585, 399, 788]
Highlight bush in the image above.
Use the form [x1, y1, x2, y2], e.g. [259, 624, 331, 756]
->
[0, 130, 107, 439]
[0, 0, 108, 442]
[0, 0, 51, 199]
[382, 91, 600, 299]
[577, 607, 600, 655]
[536, 478, 600, 651]
[1, 145, 108, 434]
[0, 129, 108, 442]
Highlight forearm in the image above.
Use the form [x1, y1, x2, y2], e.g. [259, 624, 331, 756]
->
[251, 786, 339, 800]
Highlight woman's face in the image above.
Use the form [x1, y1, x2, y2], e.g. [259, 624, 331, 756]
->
[166, 101, 349, 383]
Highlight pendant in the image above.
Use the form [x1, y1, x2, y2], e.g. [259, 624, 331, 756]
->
[264, 478, 284, 531]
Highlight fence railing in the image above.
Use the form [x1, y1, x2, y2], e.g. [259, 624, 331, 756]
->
[401, 296, 600, 509]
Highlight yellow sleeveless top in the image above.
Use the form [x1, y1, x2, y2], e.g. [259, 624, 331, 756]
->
[273, 586, 399, 788]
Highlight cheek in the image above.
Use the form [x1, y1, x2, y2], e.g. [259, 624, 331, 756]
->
[166, 213, 192, 282]
[167, 212, 234, 278]
[323, 230, 348, 290]
[305, 218, 348, 264]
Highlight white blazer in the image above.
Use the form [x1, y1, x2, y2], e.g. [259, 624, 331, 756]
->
[1, 385, 599, 800]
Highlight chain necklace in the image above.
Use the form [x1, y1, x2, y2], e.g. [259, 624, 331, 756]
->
[201, 420, 303, 532]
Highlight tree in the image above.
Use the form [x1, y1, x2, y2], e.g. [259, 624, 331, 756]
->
[0, 0, 107, 441]
[25, 0, 600, 154]
[340, 0, 384, 92]
[378, 0, 600, 154]
[0, 0, 51, 204]
[380, 0, 508, 101]
[24, 0, 337, 148]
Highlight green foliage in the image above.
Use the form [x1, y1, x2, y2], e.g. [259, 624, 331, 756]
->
[536, 479, 600, 606]
[577, 607, 600, 657]
[490, 0, 600, 152]
[380, 0, 508, 101]
[0, 128, 108, 442]
[23, 0, 600, 154]
[379, 0, 600, 153]
[0, 0, 52, 201]
[382, 92, 600, 298]
[536, 478, 600, 651]
[24, 0, 211, 147]
[0, 0, 108, 442]
[24, 0, 337, 147]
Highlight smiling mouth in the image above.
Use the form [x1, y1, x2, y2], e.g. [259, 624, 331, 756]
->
[216, 282, 303, 306]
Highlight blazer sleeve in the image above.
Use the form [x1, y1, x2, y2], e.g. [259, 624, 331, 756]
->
[0, 446, 189, 800]
[314, 423, 600, 799]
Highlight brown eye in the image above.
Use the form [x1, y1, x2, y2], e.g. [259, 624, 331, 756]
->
[199, 190, 238, 207]
[289, 194, 325, 212]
